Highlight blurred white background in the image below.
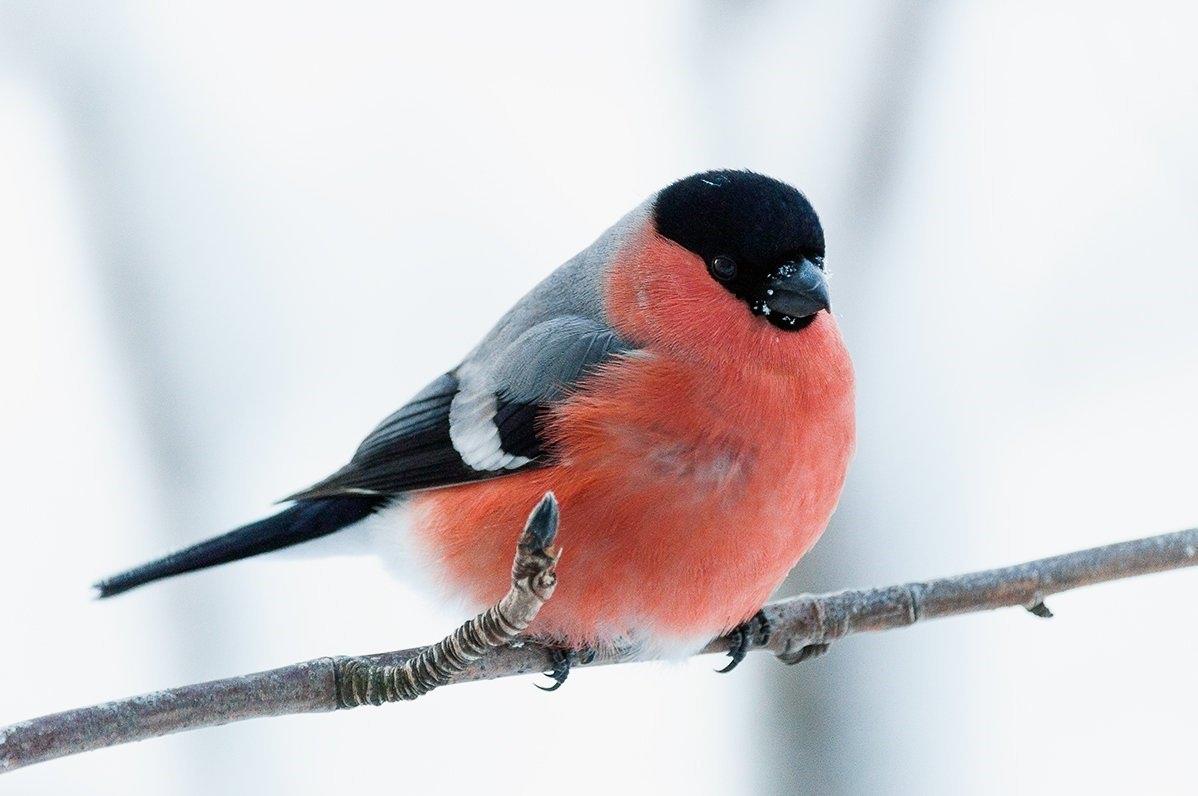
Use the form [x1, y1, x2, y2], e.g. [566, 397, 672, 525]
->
[2, 2, 1197, 794]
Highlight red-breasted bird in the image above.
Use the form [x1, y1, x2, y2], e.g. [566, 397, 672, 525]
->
[98, 170, 855, 678]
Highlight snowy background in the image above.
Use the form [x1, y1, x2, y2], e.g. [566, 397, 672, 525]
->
[2, 2, 1197, 793]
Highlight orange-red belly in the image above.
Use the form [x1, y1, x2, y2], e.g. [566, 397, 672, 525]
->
[405, 316, 855, 652]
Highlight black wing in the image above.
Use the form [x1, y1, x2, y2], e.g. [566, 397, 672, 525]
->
[285, 372, 481, 500]
[287, 318, 631, 501]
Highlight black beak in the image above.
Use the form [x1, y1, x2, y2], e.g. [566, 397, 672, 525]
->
[762, 258, 829, 319]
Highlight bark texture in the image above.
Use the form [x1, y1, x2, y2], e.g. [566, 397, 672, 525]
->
[3, 525, 1195, 774]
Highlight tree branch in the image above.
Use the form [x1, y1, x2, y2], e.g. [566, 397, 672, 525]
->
[3, 520, 1196, 774]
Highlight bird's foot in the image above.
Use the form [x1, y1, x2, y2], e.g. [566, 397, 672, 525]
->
[776, 641, 831, 665]
[717, 610, 772, 673]
[537, 646, 597, 692]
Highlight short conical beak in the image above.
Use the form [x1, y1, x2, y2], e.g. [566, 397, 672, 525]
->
[763, 259, 829, 318]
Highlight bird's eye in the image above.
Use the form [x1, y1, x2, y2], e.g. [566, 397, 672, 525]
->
[709, 255, 738, 281]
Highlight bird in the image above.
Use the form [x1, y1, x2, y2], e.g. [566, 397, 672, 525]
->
[97, 169, 855, 679]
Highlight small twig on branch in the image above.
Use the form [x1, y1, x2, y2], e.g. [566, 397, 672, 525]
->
[338, 491, 560, 705]
[3, 519, 1196, 774]
[0, 492, 563, 774]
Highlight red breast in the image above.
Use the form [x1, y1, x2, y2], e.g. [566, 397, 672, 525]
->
[407, 224, 855, 651]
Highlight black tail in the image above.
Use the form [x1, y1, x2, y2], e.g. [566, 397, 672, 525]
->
[95, 495, 385, 598]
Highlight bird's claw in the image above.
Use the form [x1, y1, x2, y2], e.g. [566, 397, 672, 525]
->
[717, 610, 772, 673]
[537, 646, 595, 691]
[776, 641, 831, 665]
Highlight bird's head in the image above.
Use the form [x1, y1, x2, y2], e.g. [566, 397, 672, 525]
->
[605, 170, 839, 370]
[652, 170, 828, 332]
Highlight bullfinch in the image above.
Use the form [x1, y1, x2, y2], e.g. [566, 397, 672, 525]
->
[98, 170, 855, 678]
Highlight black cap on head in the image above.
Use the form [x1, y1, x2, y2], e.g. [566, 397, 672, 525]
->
[653, 170, 829, 331]
[654, 170, 824, 265]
